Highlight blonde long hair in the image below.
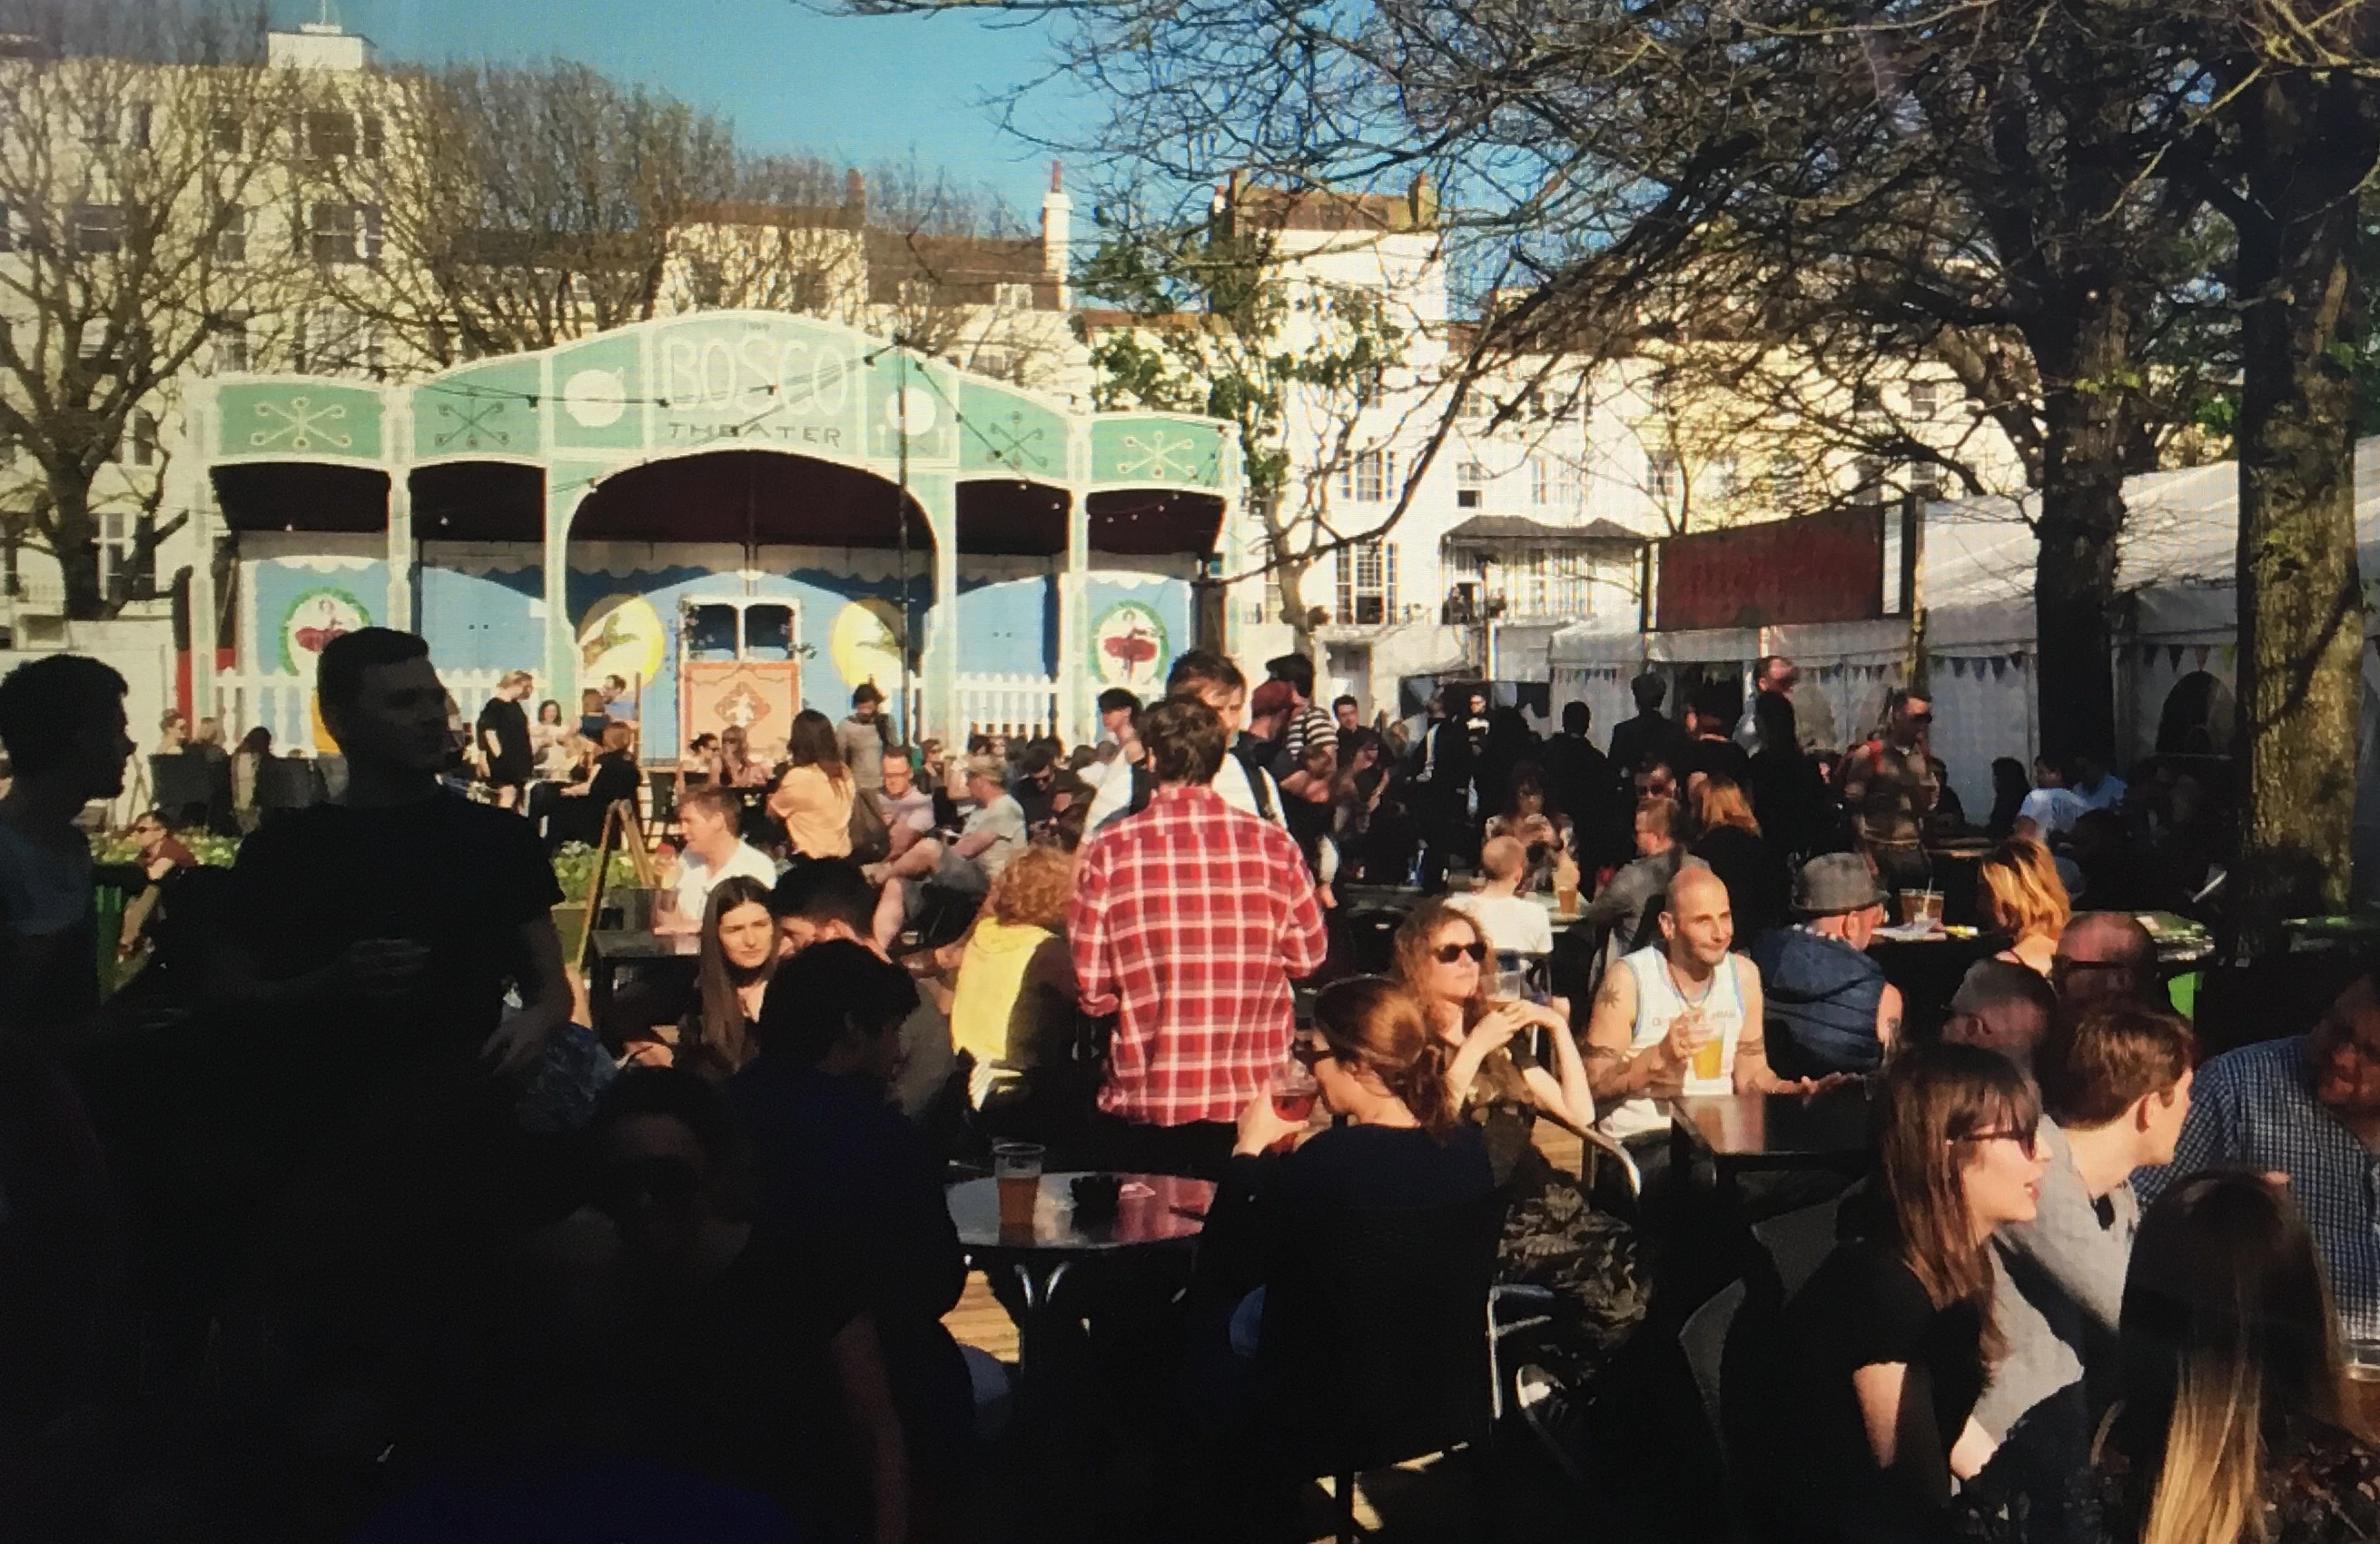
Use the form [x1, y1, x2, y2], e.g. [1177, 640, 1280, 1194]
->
[1693, 775, 1761, 837]
[2117, 1173, 2347, 1544]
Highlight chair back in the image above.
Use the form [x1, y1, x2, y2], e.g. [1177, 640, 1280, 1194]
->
[149, 754, 217, 823]
[1337, 907, 1406, 975]
[1255, 1190, 1501, 1476]
[1680, 1277, 1746, 1463]
[1751, 1195, 1845, 1300]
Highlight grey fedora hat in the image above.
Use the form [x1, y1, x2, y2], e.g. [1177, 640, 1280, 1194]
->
[1794, 852, 1888, 916]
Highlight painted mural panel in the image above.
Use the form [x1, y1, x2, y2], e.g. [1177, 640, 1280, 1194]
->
[647, 315, 868, 460]
[413, 361, 544, 460]
[1086, 569, 1193, 694]
[1091, 416, 1225, 488]
[216, 381, 385, 462]
[864, 351, 961, 465]
[416, 550, 545, 677]
[550, 333, 647, 453]
[957, 379, 1067, 480]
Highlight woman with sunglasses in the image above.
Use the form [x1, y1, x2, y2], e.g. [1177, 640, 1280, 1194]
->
[1391, 898, 1645, 1392]
[1775, 1041, 2048, 1543]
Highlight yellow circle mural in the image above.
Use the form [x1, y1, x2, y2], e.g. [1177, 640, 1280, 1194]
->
[577, 595, 667, 688]
[830, 599, 904, 702]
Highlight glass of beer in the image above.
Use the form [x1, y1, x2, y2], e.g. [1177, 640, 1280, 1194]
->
[1687, 1013, 1725, 1082]
[992, 1142, 1044, 1234]
[1555, 876, 1580, 915]
[1898, 891, 1928, 927]
[2345, 1340, 2380, 1437]
[1921, 889, 1945, 927]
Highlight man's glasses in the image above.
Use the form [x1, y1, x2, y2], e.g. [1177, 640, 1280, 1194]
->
[1434, 941, 1487, 964]
[1953, 1125, 2039, 1158]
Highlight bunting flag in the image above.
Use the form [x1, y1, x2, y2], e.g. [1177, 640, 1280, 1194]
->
[2011, 650, 2029, 668]
[2195, 645, 2212, 669]
[2168, 645, 2186, 669]
[2142, 643, 2161, 668]
[1991, 658, 2009, 680]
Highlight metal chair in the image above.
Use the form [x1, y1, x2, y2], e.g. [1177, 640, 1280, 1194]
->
[1750, 1193, 1847, 1300]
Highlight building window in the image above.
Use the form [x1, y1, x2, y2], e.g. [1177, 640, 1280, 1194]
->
[0, 201, 12, 253]
[1646, 450, 1681, 502]
[303, 109, 358, 161]
[1907, 379, 1941, 421]
[897, 278, 935, 308]
[1709, 456, 1738, 502]
[1457, 460, 1485, 509]
[360, 114, 384, 160]
[1339, 449, 1394, 503]
[73, 203, 123, 255]
[97, 510, 130, 593]
[1852, 456, 1886, 507]
[1770, 454, 1803, 511]
[1907, 461, 1945, 500]
[117, 409, 156, 467]
[299, 309, 379, 375]
[128, 102, 153, 150]
[215, 206, 246, 264]
[993, 282, 1033, 310]
[1336, 539, 1399, 625]
[209, 114, 242, 153]
[310, 203, 380, 264]
[211, 318, 249, 373]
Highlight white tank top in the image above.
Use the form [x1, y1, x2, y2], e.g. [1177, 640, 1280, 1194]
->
[1600, 946, 1746, 1140]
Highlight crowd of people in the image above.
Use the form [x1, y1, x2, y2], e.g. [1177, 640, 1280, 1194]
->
[1, 630, 2376, 1544]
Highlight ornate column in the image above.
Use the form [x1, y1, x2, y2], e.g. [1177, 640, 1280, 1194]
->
[1060, 418, 1091, 743]
[543, 463, 599, 698]
[183, 391, 217, 718]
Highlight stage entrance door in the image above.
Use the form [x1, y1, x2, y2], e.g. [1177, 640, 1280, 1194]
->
[679, 596, 802, 761]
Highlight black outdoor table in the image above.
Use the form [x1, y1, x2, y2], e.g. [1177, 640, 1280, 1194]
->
[1666, 1083, 1878, 1206]
[587, 928, 699, 1032]
[948, 1171, 1212, 1395]
[1867, 928, 2006, 1041]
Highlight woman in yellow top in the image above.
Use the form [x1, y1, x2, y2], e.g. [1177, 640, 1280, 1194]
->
[950, 846, 1080, 1133]
[767, 708, 854, 858]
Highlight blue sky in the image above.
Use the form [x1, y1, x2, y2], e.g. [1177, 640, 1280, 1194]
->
[277, 0, 1093, 216]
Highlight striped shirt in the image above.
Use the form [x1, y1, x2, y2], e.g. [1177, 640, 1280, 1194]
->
[2136, 1034, 2380, 1336]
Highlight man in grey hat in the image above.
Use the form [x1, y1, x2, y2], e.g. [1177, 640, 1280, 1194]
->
[1746, 852, 1904, 1078]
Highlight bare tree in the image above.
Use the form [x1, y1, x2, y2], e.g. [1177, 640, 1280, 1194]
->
[0, 0, 301, 618]
[315, 60, 736, 366]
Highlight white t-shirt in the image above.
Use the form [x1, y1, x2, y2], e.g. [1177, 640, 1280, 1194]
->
[1447, 892, 1555, 955]
[673, 840, 780, 922]
[1602, 946, 1750, 1141]
[874, 786, 936, 836]
[1082, 751, 1285, 831]
[2016, 787, 2088, 840]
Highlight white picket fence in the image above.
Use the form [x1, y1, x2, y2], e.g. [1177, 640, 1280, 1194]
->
[900, 672, 1063, 744]
[208, 667, 526, 750]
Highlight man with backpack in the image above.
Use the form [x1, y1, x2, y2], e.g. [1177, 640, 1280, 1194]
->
[1081, 651, 1284, 833]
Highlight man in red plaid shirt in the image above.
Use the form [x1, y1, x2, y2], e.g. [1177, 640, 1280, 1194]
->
[1070, 695, 1328, 1178]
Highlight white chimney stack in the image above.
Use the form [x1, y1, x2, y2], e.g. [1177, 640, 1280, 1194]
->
[1041, 161, 1071, 309]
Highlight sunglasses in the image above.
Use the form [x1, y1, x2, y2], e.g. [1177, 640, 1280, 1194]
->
[1289, 1037, 1334, 1069]
[1434, 941, 1488, 965]
[1953, 1125, 2039, 1158]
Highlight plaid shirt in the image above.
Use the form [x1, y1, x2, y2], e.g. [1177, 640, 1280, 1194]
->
[2136, 1035, 2380, 1336]
[1071, 784, 1328, 1126]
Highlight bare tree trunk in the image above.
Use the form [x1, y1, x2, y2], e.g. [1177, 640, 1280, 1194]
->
[2232, 75, 2376, 942]
[2029, 302, 2134, 762]
[49, 480, 106, 620]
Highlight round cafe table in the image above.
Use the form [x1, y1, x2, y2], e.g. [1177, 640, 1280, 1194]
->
[946, 1171, 1213, 1400]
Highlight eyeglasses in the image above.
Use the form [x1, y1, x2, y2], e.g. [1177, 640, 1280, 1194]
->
[1434, 941, 1487, 964]
[1289, 1037, 1333, 1069]
[1953, 1125, 2039, 1158]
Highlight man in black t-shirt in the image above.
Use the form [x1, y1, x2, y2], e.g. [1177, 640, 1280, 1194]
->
[223, 629, 567, 1119]
[474, 668, 535, 810]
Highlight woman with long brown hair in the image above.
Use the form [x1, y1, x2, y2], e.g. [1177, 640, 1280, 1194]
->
[711, 723, 773, 790]
[1691, 773, 1790, 940]
[2096, 1171, 2380, 1544]
[768, 708, 853, 859]
[1391, 898, 1644, 1392]
[1980, 836, 2069, 976]
[1779, 1041, 2048, 1542]
[674, 876, 777, 1080]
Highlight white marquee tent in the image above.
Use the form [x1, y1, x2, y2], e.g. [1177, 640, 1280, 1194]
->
[1552, 439, 2380, 865]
